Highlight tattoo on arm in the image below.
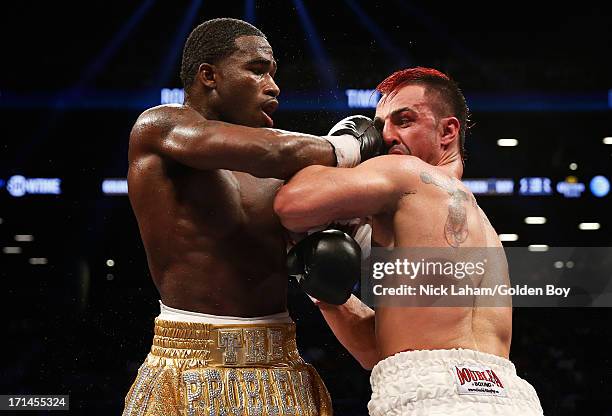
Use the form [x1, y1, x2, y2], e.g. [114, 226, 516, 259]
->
[420, 172, 469, 247]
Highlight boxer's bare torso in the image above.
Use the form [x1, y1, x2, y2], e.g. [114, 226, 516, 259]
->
[127, 34, 344, 316]
[371, 157, 512, 359]
[128, 105, 289, 316]
[273, 75, 513, 369]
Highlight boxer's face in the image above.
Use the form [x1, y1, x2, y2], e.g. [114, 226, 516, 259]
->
[212, 36, 279, 127]
[375, 84, 444, 164]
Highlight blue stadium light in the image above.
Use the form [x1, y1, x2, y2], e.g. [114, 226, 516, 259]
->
[156, 0, 203, 87]
[394, 0, 495, 85]
[292, 0, 339, 93]
[161, 88, 185, 104]
[463, 180, 488, 194]
[556, 181, 585, 198]
[462, 179, 514, 195]
[6, 175, 61, 197]
[346, 89, 380, 109]
[494, 180, 515, 194]
[468, 92, 609, 112]
[47, 0, 157, 112]
[73, 0, 156, 91]
[102, 179, 129, 195]
[244, 0, 255, 23]
[519, 177, 553, 196]
[589, 175, 610, 198]
[2, 91, 610, 112]
[343, 0, 409, 66]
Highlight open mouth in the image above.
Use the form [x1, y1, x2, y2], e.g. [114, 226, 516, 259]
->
[261, 111, 273, 127]
[261, 100, 279, 127]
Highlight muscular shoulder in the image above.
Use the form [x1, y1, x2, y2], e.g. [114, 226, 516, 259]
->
[359, 155, 426, 189]
[129, 104, 202, 154]
[416, 164, 472, 205]
[370, 156, 477, 219]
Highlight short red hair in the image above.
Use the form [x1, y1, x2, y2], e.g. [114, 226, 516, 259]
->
[376, 67, 450, 95]
[376, 67, 469, 162]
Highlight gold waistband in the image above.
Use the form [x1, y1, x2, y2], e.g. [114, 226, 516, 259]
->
[150, 318, 304, 368]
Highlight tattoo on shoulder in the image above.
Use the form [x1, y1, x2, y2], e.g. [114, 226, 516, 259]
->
[419, 171, 469, 247]
[446, 189, 469, 247]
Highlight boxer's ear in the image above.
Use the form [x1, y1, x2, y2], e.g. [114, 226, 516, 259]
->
[197, 63, 216, 89]
[439, 116, 460, 149]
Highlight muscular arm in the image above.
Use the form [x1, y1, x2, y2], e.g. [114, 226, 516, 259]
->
[274, 156, 411, 232]
[316, 295, 378, 369]
[131, 106, 336, 179]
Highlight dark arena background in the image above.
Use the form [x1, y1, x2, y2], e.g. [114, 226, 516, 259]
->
[2, 1, 611, 414]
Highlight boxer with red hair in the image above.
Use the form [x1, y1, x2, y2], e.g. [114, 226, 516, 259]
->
[275, 67, 543, 415]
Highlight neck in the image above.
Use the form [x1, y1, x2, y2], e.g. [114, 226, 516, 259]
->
[435, 151, 464, 179]
[184, 90, 220, 121]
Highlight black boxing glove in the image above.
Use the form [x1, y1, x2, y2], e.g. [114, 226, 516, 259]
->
[324, 115, 383, 168]
[286, 229, 361, 305]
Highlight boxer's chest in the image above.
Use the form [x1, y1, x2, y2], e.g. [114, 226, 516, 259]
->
[233, 172, 284, 231]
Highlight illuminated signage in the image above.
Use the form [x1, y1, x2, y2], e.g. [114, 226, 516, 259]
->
[161, 88, 184, 104]
[589, 175, 610, 197]
[519, 177, 553, 196]
[6, 175, 61, 197]
[102, 179, 128, 195]
[462, 179, 514, 195]
[556, 181, 585, 198]
[346, 89, 380, 108]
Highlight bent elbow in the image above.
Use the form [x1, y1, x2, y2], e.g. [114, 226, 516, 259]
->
[273, 186, 298, 218]
[273, 187, 311, 232]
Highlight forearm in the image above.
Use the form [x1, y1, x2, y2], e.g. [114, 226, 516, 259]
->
[315, 295, 379, 369]
[239, 129, 366, 178]
[275, 161, 397, 232]
[253, 130, 337, 179]
[274, 166, 335, 231]
[163, 120, 337, 179]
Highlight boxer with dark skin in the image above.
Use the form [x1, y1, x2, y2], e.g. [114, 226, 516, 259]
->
[124, 19, 380, 415]
[128, 18, 377, 317]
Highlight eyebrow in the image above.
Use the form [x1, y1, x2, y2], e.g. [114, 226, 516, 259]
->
[247, 58, 277, 72]
[389, 107, 417, 118]
[374, 106, 417, 127]
[247, 58, 273, 65]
